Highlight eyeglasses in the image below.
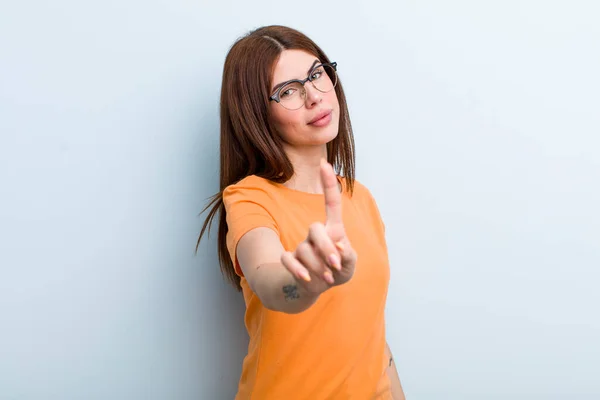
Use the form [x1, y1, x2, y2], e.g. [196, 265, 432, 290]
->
[269, 62, 338, 110]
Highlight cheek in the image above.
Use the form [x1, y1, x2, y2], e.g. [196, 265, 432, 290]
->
[327, 91, 340, 112]
[271, 108, 306, 134]
[323, 92, 341, 125]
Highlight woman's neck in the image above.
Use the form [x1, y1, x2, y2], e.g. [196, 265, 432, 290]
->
[283, 145, 328, 194]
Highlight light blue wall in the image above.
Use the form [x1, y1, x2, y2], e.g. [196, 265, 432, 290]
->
[1, 1, 598, 399]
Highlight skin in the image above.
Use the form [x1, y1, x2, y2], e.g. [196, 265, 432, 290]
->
[236, 49, 406, 398]
[269, 49, 340, 194]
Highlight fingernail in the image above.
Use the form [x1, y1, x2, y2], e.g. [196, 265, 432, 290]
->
[324, 270, 335, 284]
[328, 253, 341, 271]
[300, 270, 311, 282]
[335, 241, 345, 251]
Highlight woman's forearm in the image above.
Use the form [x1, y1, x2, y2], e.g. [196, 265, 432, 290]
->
[252, 263, 319, 314]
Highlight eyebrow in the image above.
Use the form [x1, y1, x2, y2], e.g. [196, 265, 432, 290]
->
[271, 59, 321, 93]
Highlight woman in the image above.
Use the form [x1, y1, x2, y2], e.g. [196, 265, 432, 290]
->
[198, 25, 405, 399]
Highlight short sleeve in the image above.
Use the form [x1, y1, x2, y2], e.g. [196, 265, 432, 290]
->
[222, 183, 280, 277]
[360, 183, 386, 235]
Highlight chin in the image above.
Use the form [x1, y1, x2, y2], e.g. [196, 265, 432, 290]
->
[323, 125, 340, 143]
[304, 123, 338, 145]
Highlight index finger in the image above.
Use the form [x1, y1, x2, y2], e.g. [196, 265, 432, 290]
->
[320, 159, 343, 226]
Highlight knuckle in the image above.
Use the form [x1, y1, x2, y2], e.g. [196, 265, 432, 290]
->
[280, 251, 291, 262]
[280, 252, 294, 267]
[308, 222, 324, 235]
[297, 241, 311, 254]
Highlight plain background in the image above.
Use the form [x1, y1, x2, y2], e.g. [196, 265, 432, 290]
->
[1, 1, 599, 399]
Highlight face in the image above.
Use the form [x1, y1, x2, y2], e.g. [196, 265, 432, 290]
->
[268, 49, 340, 148]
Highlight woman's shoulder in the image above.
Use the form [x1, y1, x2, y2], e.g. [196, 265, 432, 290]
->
[341, 176, 374, 200]
[344, 177, 386, 231]
[225, 175, 272, 190]
[223, 175, 279, 203]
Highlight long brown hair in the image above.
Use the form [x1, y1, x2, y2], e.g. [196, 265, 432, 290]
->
[197, 25, 356, 291]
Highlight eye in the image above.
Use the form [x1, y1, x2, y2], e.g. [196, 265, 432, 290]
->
[311, 67, 324, 80]
[280, 87, 296, 98]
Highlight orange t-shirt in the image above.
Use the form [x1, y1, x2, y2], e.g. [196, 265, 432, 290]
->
[223, 175, 391, 399]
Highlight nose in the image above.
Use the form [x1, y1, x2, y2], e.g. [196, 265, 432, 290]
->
[303, 82, 322, 108]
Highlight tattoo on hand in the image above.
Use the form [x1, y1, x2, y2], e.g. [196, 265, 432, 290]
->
[283, 284, 300, 301]
[389, 356, 393, 367]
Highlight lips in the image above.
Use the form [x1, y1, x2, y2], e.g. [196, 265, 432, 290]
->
[308, 109, 333, 125]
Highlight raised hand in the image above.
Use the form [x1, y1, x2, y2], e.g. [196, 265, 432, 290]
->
[281, 159, 358, 295]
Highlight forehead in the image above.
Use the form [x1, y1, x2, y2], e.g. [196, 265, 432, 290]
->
[271, 49, 320, 83]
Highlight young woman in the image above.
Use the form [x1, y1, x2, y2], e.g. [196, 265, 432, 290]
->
[198, 25, 405, 399]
